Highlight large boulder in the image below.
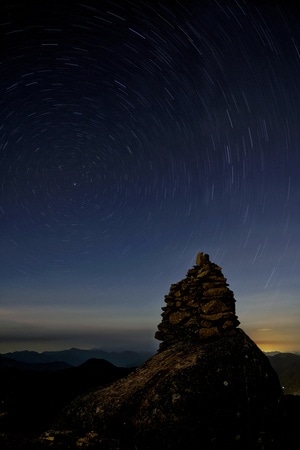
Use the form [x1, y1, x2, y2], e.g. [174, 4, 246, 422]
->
[42, 253, 284, 449]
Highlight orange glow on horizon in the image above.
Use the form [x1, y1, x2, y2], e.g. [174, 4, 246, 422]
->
[245, 328, 300, 354]
[255, 341, 299, 353]
[249, 332, 300, 353]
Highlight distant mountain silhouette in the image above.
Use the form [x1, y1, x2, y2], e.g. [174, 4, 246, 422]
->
[265, 351, 282, 356]
[2, 347, 153, 367]
[0, 357, 133, 434]
[0, 354, 71, 371]
[267, 353, 300, 395]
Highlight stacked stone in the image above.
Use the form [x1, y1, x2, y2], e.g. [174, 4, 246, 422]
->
[155, 252, 240, 348]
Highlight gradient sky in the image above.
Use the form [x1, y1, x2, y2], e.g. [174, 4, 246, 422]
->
[0, 0, 299, 354]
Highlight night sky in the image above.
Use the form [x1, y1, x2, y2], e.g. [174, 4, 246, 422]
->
[1, 0, 299, 354]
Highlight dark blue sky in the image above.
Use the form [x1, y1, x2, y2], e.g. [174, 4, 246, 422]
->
[0, 0, 299, 353]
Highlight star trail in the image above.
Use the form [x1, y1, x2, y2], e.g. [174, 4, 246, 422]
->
[0, 0, 299, 353]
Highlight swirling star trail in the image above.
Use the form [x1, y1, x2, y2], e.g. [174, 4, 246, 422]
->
[0, 0, 299, 352]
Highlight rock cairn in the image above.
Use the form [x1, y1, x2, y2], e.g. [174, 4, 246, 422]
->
[40, 252, 284, 450]
[155, 252, 240, 348]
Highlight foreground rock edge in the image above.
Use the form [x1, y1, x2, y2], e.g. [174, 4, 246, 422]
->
[41, 329, 284, 449]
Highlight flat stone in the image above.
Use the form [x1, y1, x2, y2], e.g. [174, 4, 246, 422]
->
[198, 327, 220, 338]
[222, 320, 235, 329]
[169, 311, 190, 325]
[196, 269, 210, 278]
[201, 300, 230, 314]
[203, 287, 233, 297]
[199, 312, 233, 321]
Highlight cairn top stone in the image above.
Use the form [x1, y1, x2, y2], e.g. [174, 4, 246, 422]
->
[195, 252, 210, 266]
[155, 252, 240, 348]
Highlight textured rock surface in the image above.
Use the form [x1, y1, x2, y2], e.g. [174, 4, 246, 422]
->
[43, 331, 283, 449]
[155, 252, 240, 348]
[41, 253, 284, 449]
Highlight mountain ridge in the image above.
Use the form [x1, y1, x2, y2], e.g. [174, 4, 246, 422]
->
[1, 347, 154, 367]
[2, 348, 300, 395]
[0, 356, 133, 436]
[267, 352, 300, 395]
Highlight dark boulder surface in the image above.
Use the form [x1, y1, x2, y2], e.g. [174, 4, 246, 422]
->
[41, 253, 285, 449]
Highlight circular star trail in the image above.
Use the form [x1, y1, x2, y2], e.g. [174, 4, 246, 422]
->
[0, 0, 299, 352]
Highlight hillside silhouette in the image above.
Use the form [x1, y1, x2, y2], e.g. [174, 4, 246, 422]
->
[2, 347, 152, 368]
[0, 356, 132, 434]
[267, 353, 300, 395]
